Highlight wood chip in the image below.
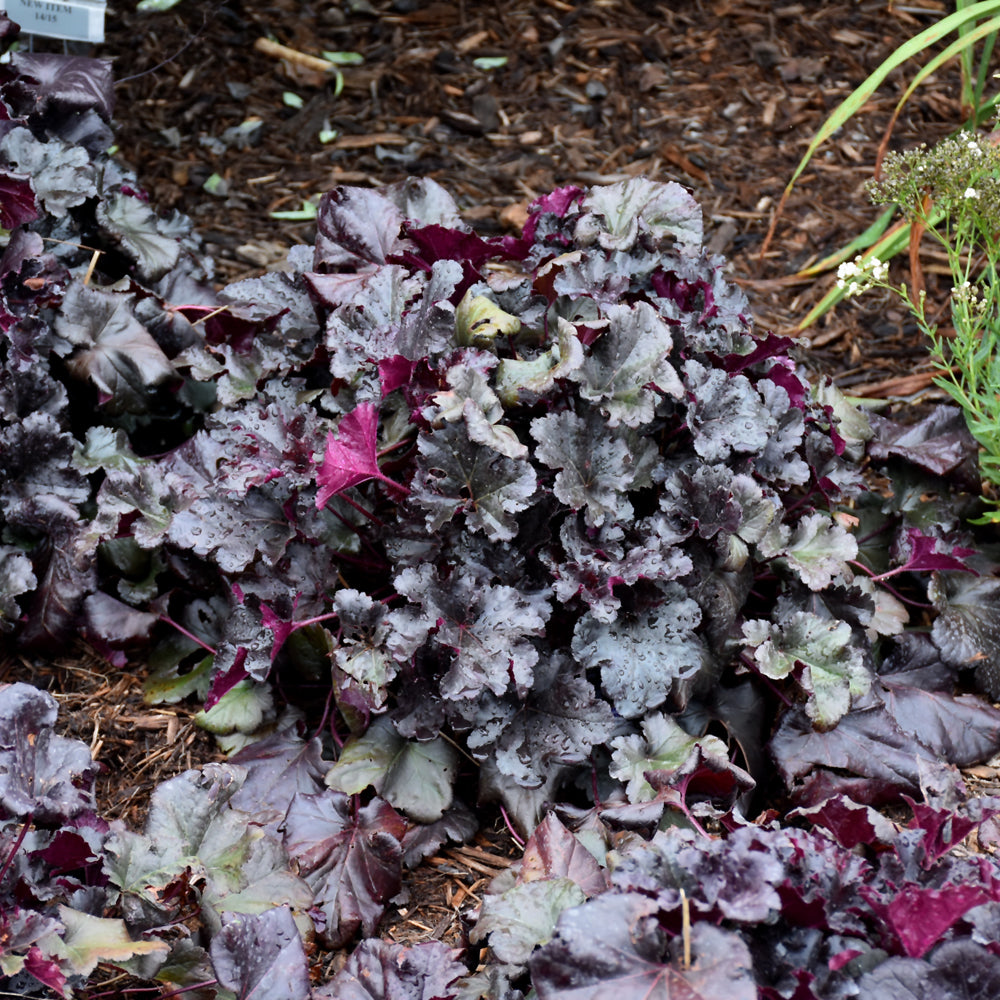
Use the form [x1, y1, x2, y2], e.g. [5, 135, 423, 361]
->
[332, 133, 411, 149]
[253, 38, 335, 76]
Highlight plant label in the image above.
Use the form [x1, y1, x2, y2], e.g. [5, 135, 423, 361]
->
[5, 0, 106, 43]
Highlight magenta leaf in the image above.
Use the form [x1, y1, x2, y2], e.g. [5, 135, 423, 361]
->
[886, 884, 993, 957]
[890, 528, 977, 577]
[316, 402, 407, 508]
[0, 168, 37, 228]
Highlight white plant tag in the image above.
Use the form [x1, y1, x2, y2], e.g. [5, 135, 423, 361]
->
[5, 0, 106, 44]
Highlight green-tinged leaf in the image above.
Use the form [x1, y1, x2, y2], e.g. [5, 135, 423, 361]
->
[195, 680, 275, 735]
[73, 426, 147, 475]
[282, 92, 304, 109]
[58, 908, 169, 977]
[495, 316, 585, 404]
[472, 877, 586, 965]
[759, 511, 858, 591]
[203, 172, 228, 196]
[324, 715, 458, 823]
[743, 610, 871, 728]
[610, 712, 730, 803]
[455, 291, 521, 346]
[426, 364, 528, 459]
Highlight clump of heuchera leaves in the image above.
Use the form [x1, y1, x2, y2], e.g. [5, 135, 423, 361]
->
[8, 22, 1000, 997]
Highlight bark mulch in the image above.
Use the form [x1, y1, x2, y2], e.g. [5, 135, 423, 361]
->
[9, 0, 1000, 991]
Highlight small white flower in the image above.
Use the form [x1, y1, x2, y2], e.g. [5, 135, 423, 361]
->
[964, 187, 980, 199]
[968, 140, 983, 155]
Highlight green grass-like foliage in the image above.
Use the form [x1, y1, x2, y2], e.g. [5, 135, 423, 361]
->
[842, 132, 1000, 519]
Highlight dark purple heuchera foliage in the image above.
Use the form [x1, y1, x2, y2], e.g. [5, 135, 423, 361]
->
[8, 42, 1000, 1000]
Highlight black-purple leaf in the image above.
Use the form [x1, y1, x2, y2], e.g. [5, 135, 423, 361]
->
[281, 791, 405, 948]
[0, 682, 97, 821]
[930, 572, 1000, 698]
[316, 939, 466, 1000]
[531, 410, 639, 528]
[8, 53, 114, 122]
[0, 410, 89, 505]
[410, 422, 537, 542]
[54, 284, 174, 411]
[856, 939, 1000, 999]
[315, 176, 461, 268]
[572, 586, 704, 718]
[395, 563, 550, 701]
[481, 658, 617, 788]
[229, 729, 328, 832]
[769, 701, 959, 806]
[209, 906, 310, 1000]
[877, 672, 1000, 769]
[869, 405, 980, 481]
[569, 301, 683, 427]
[14, 495, 98, 651]
[683, 360, 772, 463]
[96, 191, 182, 281]
[518, 813, 608, 897]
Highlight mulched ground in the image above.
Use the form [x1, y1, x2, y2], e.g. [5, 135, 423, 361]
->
[99, 0, 969, 390]
[8, 0, 1000, 992]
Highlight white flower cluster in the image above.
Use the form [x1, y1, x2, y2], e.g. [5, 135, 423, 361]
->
[952, 279, 989, 314]
[835, 255, 889, 298]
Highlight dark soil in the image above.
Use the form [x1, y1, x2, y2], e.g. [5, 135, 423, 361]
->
[7, 0, 999, 992]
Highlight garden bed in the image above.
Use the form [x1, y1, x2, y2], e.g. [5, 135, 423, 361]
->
[5, 2, 1000, 999]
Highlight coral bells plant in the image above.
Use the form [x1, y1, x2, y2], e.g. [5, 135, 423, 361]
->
[9, 32, 1000, 995]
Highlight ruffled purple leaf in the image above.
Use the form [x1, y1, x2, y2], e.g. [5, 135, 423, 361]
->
[316, 939, 466, 1000]
[856, 939, 1000, 999]
[0, 683, 98, 821]
[210, 906, 310, 1000]
[281, 791, 405, 948]
[530, 893, 757, 1000]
